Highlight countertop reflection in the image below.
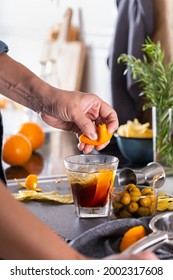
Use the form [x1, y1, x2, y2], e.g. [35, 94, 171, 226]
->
[3, 130, 80, 180]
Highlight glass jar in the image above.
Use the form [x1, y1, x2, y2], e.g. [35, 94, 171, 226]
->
[152, 107, 173, 175]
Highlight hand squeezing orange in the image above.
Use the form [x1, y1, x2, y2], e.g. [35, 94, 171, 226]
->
[79, 124, 113, 146]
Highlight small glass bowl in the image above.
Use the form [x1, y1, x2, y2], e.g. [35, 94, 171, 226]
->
[111, 184, 158, 219]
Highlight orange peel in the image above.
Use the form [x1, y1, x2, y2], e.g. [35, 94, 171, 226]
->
[79, 124, 113, 146]
[120, 225, 146, 252]
[15, 174, 42, 192]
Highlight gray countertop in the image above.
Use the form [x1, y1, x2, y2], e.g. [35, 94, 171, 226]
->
[7, 175, 109, 242]
[5, 129, 173, 244]
[7, 174, 173, 243]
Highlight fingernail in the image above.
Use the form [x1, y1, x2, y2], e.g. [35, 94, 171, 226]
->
[88, 132, 97, 140]
[78, 143, 84, 151]
[108, 128, 115, 134]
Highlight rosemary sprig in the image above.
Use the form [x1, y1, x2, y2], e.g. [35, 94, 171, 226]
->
[118, 37, 173, 168]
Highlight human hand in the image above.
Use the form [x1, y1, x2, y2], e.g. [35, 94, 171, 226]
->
[104, 251, 158, 260]
[40, 89, 118, 154]
[0, 53, 117, 154]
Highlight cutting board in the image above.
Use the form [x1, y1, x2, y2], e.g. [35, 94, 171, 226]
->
[41, 8, 86, 91]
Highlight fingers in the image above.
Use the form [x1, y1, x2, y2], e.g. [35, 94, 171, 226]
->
[78, 140, 110, 154]
[72, 96, 119, 140]
[121, 251, 158, 260]
[78, 142, 95, 154]
[95, 140, 110, 151]
[72, 111, 98, 140]
[100, 102, 119, 133]
[105, 251, 158, 260]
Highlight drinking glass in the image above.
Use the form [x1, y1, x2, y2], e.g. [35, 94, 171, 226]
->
[64, 154, 119, 218]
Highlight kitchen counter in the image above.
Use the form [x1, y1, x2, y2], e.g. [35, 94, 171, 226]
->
[4, 129, 173, 196]
[3, 129, 80, 180]
[7, 171, 173, 242]
[5, 128, 173, 244]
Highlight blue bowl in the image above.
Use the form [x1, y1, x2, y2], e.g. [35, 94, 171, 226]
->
[114, 133, 153, 163]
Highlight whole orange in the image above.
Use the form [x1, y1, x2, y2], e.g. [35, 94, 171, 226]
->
[2, 133, 32, 166]
[18, 122, 45, 151]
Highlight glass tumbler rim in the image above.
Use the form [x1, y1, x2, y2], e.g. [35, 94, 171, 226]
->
[64, 154, 119, 165]
[64, 154, 119, 171]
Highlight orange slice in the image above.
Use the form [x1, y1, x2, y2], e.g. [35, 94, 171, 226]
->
[15, 174, 42, 191]
[79, 124, 113, 146]
[120, 225, 146, 252]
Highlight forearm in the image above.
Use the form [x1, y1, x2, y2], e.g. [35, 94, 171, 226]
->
[0, 182, 86, 260]
[0, 52, 54, 113]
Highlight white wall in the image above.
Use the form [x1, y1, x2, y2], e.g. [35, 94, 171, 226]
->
[0, 0, 117, 105]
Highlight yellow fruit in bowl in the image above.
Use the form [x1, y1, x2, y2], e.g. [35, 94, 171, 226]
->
[117, 118, 153, 138]
[117, 124, 128, 137]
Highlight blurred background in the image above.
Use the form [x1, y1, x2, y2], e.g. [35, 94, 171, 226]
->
[0, 0, 118, 178]
[0, 0, 117, 127]
[1, 0, 173, 177]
